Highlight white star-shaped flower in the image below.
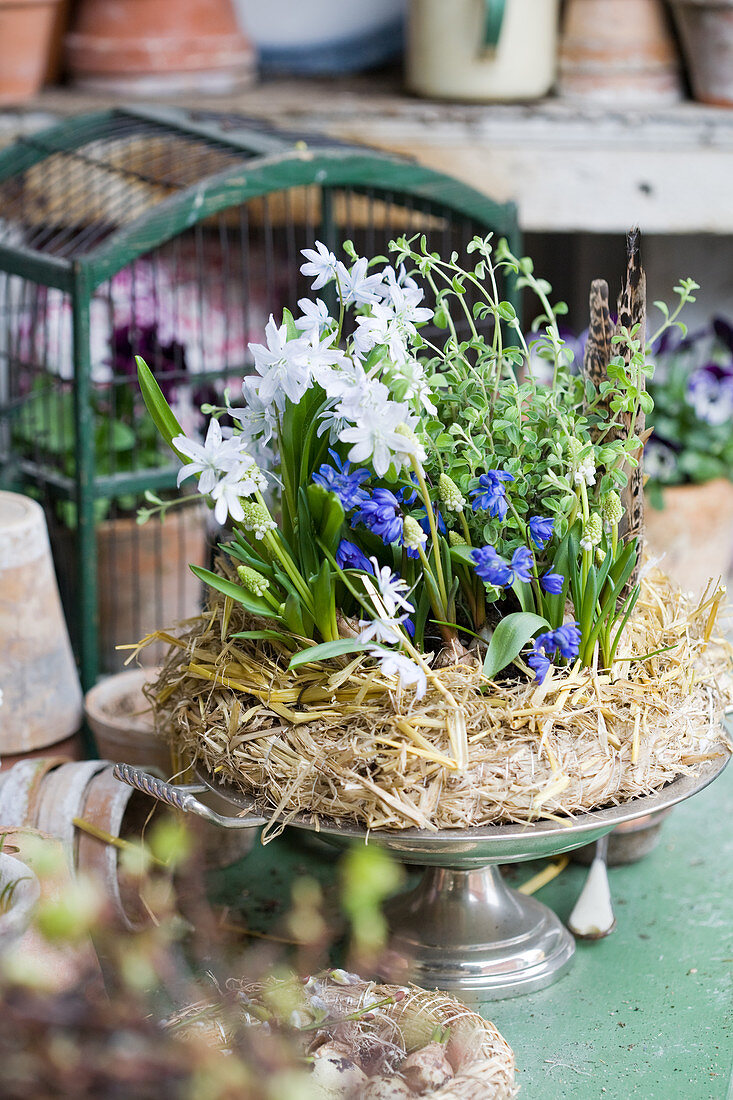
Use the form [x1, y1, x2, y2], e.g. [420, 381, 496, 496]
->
[300, 241, 338, 290]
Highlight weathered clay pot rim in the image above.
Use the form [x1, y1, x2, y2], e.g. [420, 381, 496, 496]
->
[84, 667, 158, 733]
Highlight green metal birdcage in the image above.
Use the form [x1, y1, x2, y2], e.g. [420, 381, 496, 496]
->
[0, 106, 520, 690]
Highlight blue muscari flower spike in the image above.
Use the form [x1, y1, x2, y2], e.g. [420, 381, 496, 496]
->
[352, 487, 403, 544]
[528, 515, 554, 549]
[336, 539, 373, 574]
[471, 469, 514, 521]
[541, 570, 564, 595]
[312, 449, 370, 511]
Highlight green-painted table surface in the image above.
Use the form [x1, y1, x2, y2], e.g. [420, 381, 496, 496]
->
[211, 760, 733, 1099]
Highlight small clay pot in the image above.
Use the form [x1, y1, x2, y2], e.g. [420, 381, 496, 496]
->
[559, 0, 683, 104]
[572, 809, 673, 865]
[0, 0, 64, 104]
[66, 0, 255, 96]
[644, 478, 733, 596]
[84, 668, 172, 777]
[670, 0, 733, 106]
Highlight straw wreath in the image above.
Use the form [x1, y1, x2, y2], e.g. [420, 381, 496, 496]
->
[139, 563, 732, 833]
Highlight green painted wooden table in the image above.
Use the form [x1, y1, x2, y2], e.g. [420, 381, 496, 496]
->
[211, 761, 732, 1099]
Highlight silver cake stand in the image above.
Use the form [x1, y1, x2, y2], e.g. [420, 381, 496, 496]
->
[114, 752, 729, 1003]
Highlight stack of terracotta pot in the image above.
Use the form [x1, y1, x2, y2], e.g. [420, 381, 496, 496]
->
[0, 757, 157, 930]
[0, 492, 84, 770]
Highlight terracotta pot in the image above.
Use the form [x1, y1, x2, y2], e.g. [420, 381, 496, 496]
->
[406, 0, 561, 101]
[0, 0, 63, 104]
[572, 809, 673, 865]
[76, 765, 156, 931]
[644, 478, 733, 595]
[559, 0, 683, 104]
[0, 757, 71, 829]
[33, 760, 109, 864]
[66, 0, 256, 95]
[84, 668, 171, 776]
[95, 506, 208, 673]
[670, 0, 733, 106]
[0, 492, 83, 753]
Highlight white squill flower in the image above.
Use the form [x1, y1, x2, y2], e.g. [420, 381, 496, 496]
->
[335, 257, 384, 307]
[249, 315, 311, 410]
[294, 297, 332, 342]
[173, 419, 245, 495]
[356, 616, 408, 646]
[339, 404, 423, 477]
[369, 647, 427, 700]
[370, 560, 414, 617]
[228, 375, 279, 445]
[300, 241, 337, 291]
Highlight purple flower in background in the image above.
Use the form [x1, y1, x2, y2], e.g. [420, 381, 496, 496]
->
[528, 515, 554, 549]
[352, 488, 403, 544]
[336, 539, 373, 574]
[541, 570, 564, 595]
[471, 545, 512, 588]
[312, 449, 370, 510]
[686, 365, 733, 426]
[112, 324, 186, 402]
[471, 470, 514, 520]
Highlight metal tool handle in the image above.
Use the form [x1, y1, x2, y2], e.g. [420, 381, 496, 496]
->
[112, 763, 268, 830]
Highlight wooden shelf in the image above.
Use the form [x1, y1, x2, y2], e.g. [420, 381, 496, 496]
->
[9, 74, 733, 234]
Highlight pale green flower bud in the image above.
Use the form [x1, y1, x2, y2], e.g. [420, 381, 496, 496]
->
[601, 490, 624, 530]
[438, 473, 466, 512]
[580, 512, 603, 551]
[449, 530, 467, 547]
[237, 565, 269, 597]
[567, 437, 583, 462]
[240, 501, 277, 540]
[402, 515, 427, 551]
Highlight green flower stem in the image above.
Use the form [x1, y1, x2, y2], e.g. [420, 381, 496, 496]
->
[262, 530, 313, 609]
[459, 511, 473, 545]
[411, 458, 449, 611]
[416, 543, 447, 620]
[251, 492, 313, 610]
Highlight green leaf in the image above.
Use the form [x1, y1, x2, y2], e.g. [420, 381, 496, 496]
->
[231, 630, 298, 647]
[136, 357, 185, 457]
[483, 612, 550, 679]
[311, 558, 335, 640]
[449, 545, 475, 568]
[189, 565, 277, 619]
[288, 639, 370, 669]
